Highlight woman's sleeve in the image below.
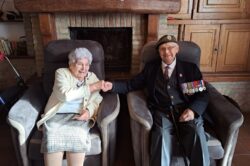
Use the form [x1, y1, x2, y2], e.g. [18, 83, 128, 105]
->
[85, 73, 103, 118]
[53, 69, 91, 102]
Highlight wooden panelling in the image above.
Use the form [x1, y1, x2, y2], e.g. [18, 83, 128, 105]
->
[147, 14, 159, 42]
[168, 19, 250, 25]
[14, 0, 181, 14]
[168, 0, 193, 19]
[38, 13, 57, 46]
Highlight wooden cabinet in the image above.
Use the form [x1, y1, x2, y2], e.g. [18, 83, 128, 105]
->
[193, 0, 248, 19]
[183, 23, 250, 73]
[184, 24, 220, 72]
[167, 0, 250, 81]
[198, 0, 245, 13]
[170, 0, 248, 20]
[216, 24, 250, 72]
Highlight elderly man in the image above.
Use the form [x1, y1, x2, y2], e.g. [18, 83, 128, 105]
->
[104, 35, 210, 166]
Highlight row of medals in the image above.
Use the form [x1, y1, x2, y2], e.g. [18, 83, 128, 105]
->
[181, 80, 206, 95]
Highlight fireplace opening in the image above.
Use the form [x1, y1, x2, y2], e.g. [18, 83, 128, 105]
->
[70, 27, 132, 72]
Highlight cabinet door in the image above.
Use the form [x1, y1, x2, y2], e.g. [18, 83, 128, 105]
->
[216, 24, 250, 72]
[193, 0, 247, 19]
[198, 0, 245, 13]
[184, 24, 220, 72]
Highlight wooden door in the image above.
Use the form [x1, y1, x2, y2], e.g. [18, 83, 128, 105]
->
[193, 0, 247, 19]
[216, 24, 250, 72]
[184, 24, 220, 72]
[198, 0, 245, 13]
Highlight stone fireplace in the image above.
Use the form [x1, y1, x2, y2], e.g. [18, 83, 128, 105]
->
[14, 0, 181, 79]
[54, 13, 146, 75]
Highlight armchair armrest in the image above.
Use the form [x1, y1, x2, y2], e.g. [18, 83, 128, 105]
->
[8, 82, 47, 141]
[7, 82, 47, 166]
[127, 90, 153, 166]
[127, 90, 153, 130]
[206, 83, 244, 166]
[96, 93, 120, 128]
[96, 92, 120, 166]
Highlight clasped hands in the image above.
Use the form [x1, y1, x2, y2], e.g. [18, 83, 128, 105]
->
[89, 80, 113, 92]
[73, 81, 112, 121]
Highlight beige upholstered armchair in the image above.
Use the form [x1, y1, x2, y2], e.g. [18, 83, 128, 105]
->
[127, 41, 244, 166]
[7, 40, 120, 166]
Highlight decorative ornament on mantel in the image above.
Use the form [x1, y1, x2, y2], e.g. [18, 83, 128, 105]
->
[0, 0, 23, 21]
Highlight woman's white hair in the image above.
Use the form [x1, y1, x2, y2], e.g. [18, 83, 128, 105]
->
[68, 47, 93, 65]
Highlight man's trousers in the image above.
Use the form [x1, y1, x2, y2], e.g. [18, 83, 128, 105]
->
[150, 110, 210, 166]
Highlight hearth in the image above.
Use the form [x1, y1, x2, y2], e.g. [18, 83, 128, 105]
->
[70, 27, 132, 72]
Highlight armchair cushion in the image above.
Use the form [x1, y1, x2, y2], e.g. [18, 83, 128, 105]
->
[43, 40, 104, 97]
[206, 129, 224, 159]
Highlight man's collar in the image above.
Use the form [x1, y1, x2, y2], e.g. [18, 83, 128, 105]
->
[161, 58, 176, 69]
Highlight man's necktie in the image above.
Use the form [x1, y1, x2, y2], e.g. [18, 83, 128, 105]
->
[164, 66, 169, 80]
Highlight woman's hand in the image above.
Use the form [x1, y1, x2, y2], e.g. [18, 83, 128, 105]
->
[72, 109, 90, 121]
[102, 81, 113, 92]
[89, 80, 105, 92]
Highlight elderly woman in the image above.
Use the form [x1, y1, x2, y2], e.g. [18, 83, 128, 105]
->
[36, 47, 103, 166]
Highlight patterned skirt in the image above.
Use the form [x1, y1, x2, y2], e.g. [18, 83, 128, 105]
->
[41, 113, 91, 153]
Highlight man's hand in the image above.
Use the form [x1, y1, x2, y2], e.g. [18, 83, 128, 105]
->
[179, 108, 194, 122]
[102, 81, 113, 92]
[72, 109, 90, 121]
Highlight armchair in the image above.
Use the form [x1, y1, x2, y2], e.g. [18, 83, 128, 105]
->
[7, 40, 120, 166]
[127, 41, 244, 166]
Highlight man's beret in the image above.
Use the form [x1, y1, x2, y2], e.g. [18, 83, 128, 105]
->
[155, 35, 177, 49]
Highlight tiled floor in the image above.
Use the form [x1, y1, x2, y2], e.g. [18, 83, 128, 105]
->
[0, 107, 250, 166]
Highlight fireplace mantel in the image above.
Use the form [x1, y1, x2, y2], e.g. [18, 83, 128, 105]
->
[14, 0, 181, 48]
[14, 0, 181, 14]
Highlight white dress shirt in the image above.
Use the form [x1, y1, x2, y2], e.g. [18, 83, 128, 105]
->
[161, 58, 176, 78]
